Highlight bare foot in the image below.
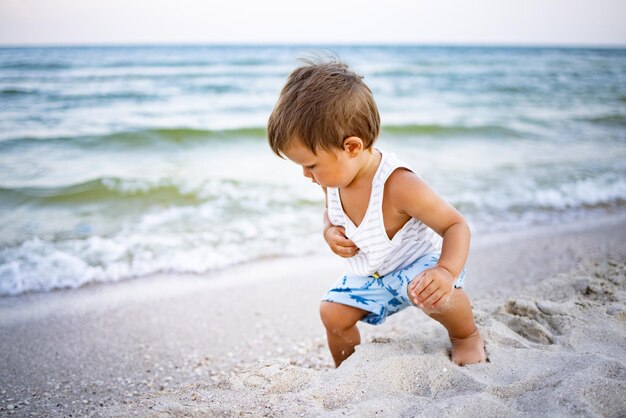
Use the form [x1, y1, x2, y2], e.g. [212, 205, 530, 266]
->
[450, 328, 487, 366]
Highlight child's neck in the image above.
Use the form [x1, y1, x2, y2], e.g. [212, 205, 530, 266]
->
[344, 148, 381, 190]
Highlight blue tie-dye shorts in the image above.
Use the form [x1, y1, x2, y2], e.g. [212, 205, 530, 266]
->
[321, 252, 466, 325]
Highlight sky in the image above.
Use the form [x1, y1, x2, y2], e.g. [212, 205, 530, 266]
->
[1, 0, 625, 47]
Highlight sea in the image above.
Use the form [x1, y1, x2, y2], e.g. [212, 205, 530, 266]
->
[1, 45, 624, 296]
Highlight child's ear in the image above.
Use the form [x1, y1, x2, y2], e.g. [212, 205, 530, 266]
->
[342, 136, 364, 156]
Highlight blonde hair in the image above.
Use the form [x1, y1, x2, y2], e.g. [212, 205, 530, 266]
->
[267, 56, 380, 157]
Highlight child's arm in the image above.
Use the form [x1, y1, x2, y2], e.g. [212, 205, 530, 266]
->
[387, 169, 471, 308]
[322, 187, 359, 258]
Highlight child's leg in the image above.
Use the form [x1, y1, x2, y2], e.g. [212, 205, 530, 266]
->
[319, 301, 369, 367]
[415, 289, 486, 365]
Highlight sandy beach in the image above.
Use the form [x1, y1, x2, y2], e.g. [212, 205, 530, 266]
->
[1, 213, 625, 417]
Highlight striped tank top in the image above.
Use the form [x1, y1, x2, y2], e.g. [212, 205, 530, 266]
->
[326, 150, 442, 277]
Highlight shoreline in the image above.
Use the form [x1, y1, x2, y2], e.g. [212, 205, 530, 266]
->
[1, 212, 625, 416]
[3, 207, 625, 300]
[4, 208, 626, 303]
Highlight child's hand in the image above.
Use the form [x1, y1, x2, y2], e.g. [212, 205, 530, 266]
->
[409, 266, 455, 309]
[324, 226, 359, 258]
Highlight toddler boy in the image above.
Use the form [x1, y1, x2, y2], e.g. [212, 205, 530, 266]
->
[267, 57, 486, 368]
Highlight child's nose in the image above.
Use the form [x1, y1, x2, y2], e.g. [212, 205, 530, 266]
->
[302, 167, 312, 178]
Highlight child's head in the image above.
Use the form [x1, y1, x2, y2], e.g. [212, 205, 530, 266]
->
[267, 56, 380, 158]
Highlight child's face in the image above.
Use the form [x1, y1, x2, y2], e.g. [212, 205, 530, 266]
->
[282, 140, 355, 188]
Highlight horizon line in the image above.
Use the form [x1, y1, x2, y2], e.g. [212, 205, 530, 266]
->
[1, 41, 625, 49]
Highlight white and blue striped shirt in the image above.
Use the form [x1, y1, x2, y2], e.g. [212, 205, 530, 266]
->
[327, 150, 442, 277]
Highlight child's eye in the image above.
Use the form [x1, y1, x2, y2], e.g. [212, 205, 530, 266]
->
[306, 165, 315, 170]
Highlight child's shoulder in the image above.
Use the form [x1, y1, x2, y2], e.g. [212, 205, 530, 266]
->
[381, 150, 422, 189]
[383, 159, 430, 211]
[385, 165, 423, 194]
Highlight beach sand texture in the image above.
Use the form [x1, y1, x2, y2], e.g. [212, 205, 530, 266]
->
[1, 215, 625, 417]
[105, 260, 626, 416]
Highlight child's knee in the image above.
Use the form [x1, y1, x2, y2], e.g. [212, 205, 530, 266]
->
[319, 301, 351, 330]
[424, 289, 473, 319]
[319, 301, 364, 333]
[406, 282, 453, 316]
[422, 301, 451, 316]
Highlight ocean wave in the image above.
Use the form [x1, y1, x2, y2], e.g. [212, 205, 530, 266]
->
[0, 204, 324, 297]
[190, 84, 242, 94]
[382, 123, 523, 138]
[0, 174, 326, 296]
[0, 127, 269, 148]
[371, 68, 421, 77]
[100, 127, 268, 143]
[1, 172, 625, 296]
[52, 91, 161, 102]
[0, 62, 71, 70]
[100, 58, 270, 68]
[0, 88, 37, 96]
[229, 58, 272, 66]
[0, 122, 525, 149]
[585, 114, 626, 127]
[102, 60, 218, 68]
[0, 91, 163, 107]
[492, 85, 534, 94]
[0, 176, 323, 209]
[451, 173, 626, 213]
[4, 170, 623, 214]
[0, 177, 212, 207]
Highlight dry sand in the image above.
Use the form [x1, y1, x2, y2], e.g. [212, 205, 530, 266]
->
[1, 213, 625, 417]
